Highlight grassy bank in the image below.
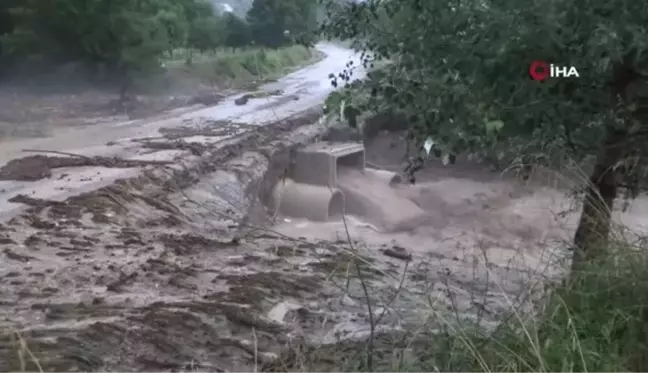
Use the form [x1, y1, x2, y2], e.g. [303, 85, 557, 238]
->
[160, 45, 324, 91]
[307, 239, 648, 372]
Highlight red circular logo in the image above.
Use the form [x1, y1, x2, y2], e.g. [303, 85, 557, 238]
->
[529, 60, 550, 81]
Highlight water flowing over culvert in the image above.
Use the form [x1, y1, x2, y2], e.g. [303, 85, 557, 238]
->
[268, 141, 426, 231]
[264, 142, 436, 231]
[327, 189, 345, 218]
[336, 167, 426, 232]
[266, 132, 581, 367]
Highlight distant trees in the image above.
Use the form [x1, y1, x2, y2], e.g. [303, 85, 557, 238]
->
[246, 0, 318, 48]
[1, 0, 190, 74]
[184, 0, 225, 63]
[223, 13, 252, 49]
[0, 2, 15, 71]
[0, 0, 318, 91]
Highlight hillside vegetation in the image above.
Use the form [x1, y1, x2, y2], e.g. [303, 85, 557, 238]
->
[0, 0, 320, 103]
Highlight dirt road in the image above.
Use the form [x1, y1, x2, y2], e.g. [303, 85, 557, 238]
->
[0, 43, 375, 371]
[0, 43, 361, 220]
[0, 124, 580, 372]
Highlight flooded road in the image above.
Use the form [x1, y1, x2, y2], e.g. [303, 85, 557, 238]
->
[0, 43, 363, 221]
[0, 42, 376, 371]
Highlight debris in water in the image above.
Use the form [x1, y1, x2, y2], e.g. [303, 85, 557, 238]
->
[382, 246, 412, 261]
[4, 248, 35, 262]
[106, 271, 138, 292]
[0, 152, 173, 181]
[235, 94, 253, 106]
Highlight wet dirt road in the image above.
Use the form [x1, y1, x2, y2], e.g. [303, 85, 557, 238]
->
[0, 43, 377, 371]
[0, 43, 363, 221]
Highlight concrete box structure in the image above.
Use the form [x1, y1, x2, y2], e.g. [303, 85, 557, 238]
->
[292, 142, 365, 188]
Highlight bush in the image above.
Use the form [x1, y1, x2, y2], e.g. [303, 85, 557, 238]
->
[410, 242, 648, 372]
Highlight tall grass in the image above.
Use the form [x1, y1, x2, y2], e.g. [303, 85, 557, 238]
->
[402, 242, 648, 372]
[309, 229, 648, 372]
[162, 45, 323, 90]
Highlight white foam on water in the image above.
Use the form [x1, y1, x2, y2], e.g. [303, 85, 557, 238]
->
[336, 167, 427, 232]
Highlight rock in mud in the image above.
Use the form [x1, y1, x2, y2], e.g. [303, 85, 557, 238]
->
[382, 246, 412, 261]
[0, 155, 54, 181]
[234, 94, 253, 106]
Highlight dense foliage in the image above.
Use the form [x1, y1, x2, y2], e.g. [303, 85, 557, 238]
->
[320, 0, 648, 262]
[0, 0, 318, 78]
[222, 13, 252, 49]
[247, 0, 318, 47]
[185, 0, 226, 54]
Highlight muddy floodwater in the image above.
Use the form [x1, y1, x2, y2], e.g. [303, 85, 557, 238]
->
[0, 129, 582, 371]
[3, 43, 648, 372]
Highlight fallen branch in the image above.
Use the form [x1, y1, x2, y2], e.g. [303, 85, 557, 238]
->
[22, 149, 93, 160]
[0, 153, 175, 181]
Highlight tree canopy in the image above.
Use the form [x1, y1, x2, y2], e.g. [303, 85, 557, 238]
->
[223, 13, 253, 49]
[186, 1, 227, 53]
[320, 0, 648, 264]
[247, 0, 318, 48]
[0, 0, 316, 78]
[2, 0, 191, 71]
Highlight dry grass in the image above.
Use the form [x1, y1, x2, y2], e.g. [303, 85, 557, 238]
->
[5, 332, 43, 372]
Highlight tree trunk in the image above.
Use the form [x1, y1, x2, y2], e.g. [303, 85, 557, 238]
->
[571, 127, 626, 270]
[118, 69, 134, 113]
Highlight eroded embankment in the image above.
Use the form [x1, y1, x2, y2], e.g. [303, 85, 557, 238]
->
[0, 109, 360, 371]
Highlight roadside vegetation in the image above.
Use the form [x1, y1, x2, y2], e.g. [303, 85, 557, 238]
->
[318, 0, 648, 371]
[374, 240, 648, 372]
[162, 45, 320, 90]
[0, 0, 321, 106]
[273, 238, 648, 371]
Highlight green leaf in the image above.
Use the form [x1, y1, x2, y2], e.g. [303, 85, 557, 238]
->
[442, 153, 451, 166]
[485, 119, 504, 134]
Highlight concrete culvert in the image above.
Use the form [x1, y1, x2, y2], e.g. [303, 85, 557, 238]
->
[270, 178, 345, 221]
[364, 168, 403, 186]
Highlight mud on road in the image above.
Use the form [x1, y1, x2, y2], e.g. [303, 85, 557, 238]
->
[0, 113, 581, 372]
[0, 110, 345, 371]
[0, 39, 586, 368]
